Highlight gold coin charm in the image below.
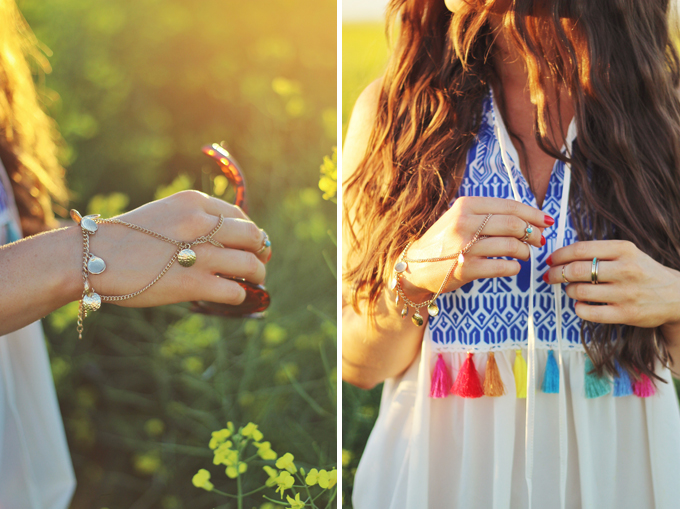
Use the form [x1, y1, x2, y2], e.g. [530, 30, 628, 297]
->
[389, 276, 397, 291]
[427, 302, 439, 317]
[82, 291, 101, 313]
[401, 305, 408, 318]
[178, 248, 197, 267]
[394, 261, 407, 273]
[70, 209, 82, 224]
[395, 293, 400, 305]
[411, 312, 424, 327]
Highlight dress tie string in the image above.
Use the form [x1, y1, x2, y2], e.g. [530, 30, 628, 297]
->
[490, 86, 576, 509]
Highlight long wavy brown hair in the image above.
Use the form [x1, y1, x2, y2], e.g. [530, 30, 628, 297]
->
[344, 0, 680, 382]
[0, 0, 66, 235]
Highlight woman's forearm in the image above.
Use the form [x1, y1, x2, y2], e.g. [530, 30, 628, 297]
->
[342, 283, 428, 389]
[0, 225, 82, 335]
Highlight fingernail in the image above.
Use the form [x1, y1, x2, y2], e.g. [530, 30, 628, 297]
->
[267, 251, 272, 262]
[546, 255, 553, 265]
[542, 272, 549, 283]
[540, 235, 546, 246]
[544, 215, 555, 226]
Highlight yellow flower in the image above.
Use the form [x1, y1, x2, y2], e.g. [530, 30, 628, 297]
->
[209, 429, 232, 450]
[254, 441, 277, 460]
[226, 461, 247, 479]
[305, 468, 319, 486]
[191, 469, 214, 491]
[263, 465, 279, 487]
[317, 469, 330, 489]
[327, 469, 337, 489]
[275, 470, 295, 498]
[275, 452, 297, 474]
[242, 422, 264, 441]
[213, 441, 237, 466]
[286, 493, 305, 509]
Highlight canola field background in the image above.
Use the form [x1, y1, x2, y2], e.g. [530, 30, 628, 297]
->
[19, 0, 337, 507]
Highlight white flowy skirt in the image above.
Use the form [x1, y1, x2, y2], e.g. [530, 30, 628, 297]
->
[0, 321, 76, 509]
[352, 329, 680, 509]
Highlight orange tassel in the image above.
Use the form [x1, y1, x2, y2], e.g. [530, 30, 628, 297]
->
[483, 352, 505, 397]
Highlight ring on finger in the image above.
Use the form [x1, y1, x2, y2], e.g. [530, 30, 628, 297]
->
[591, 257, 600, 284]
[562, 265, 570, 284]
[256, 230, 271, 255]
[520, 221, 534, 243]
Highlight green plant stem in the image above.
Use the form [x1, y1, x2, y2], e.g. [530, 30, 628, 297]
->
[237, 469, 243, 509]
[262, 495, 290, 506]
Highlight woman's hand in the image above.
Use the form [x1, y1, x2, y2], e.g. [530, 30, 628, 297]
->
[87, 190, 271, 307]
[402, 196, 555, 299]
[542, 240, 680, 328]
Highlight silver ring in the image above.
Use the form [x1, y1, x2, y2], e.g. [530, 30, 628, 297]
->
[591, 257, 599, 284]
[256, 230, 271, 255]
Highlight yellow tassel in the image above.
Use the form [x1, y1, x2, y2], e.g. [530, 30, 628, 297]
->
[514, 349, 528, 398]
[483, 352, 505, 397]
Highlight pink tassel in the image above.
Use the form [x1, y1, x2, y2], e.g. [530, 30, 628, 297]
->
[451, 352, 484, 398]
[430, 353, 453, 398]
[633, 373, 656, 398]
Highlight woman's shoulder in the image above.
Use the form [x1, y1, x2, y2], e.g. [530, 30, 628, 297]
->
[343, 77, 384, 184]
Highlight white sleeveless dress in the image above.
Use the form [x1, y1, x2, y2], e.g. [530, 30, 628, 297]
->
[352, 88, 680, 509]
[0, 163, 76, 508]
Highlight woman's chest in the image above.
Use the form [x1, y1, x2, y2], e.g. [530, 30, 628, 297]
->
[428, 99, 583, 352]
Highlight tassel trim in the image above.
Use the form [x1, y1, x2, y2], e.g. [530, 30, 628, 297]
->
[483, 352, 505, 397]
[451, 352, 484, 398]
[633, 373, 656, 398]
[613, 361, 634, 397]
[541, 350, 560, 394]
[584, 357, 611, 399]
[430, 353, 453, 398]
[514, 350, 528, 399]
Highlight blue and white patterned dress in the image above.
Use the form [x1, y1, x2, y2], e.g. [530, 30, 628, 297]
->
[0, 163, 76, 508]
[352, 88, 680, 509]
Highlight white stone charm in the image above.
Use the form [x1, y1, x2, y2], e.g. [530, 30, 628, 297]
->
[88, 254, 106, 274]
[81, 216, 99, 234]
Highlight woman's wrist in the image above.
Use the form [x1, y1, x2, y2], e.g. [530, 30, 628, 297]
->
[52, 225, 86, 306]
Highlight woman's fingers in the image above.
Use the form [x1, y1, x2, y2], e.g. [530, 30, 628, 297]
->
[212, 218, 270, 262]
[543, 260, 617, 284]
[564, 283, 616, 303]
[197, 244, 266, 285]
[466, 236, 531, 261]
[476, 214, 543, 248]
[462, 196, 554, 229]
[457, 257, 522, 282]
[198, 273, 248, 305]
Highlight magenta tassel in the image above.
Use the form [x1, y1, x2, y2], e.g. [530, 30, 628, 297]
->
[633, 373, 656, 398]
[430, 353, 453, 398]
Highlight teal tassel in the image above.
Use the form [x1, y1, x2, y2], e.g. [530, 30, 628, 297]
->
[6, 222, 21, 242]
[584, 357, 611, 399]
[613, 361, 634, 397]
[541, 350, 560, 394]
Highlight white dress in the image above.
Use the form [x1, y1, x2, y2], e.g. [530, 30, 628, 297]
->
[0, 162, 76, 508]
[352, 88, 680, 509]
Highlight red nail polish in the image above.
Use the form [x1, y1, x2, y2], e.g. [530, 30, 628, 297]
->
[544, 215, 555, 226]
[540, 235, 546, 246]
[542, 272, 549, 283]
[546, 255, 553, 265]
[267, 251, 272, 262]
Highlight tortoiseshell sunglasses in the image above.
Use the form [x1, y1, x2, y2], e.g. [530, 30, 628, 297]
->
[189, 143, 270, 318]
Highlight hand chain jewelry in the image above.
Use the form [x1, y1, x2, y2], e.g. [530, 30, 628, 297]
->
[72, 209, 225, 339]
[391, 213, 493, 326]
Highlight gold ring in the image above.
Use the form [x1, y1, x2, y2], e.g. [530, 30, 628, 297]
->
[520, 221, 533, 243]
[256, 230, 270, 255]
[562, 265, 570, 284]
[591, 257, 599, 284]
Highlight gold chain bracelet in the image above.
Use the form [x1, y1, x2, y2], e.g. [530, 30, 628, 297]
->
[390, 213, 493, 326]
[72, 209, 225, 339]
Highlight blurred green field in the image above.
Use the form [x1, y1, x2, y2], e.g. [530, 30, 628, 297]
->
[341, 21, 387, 509]
[342, 23, 389, 140]
[18, 0, 336, 507]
